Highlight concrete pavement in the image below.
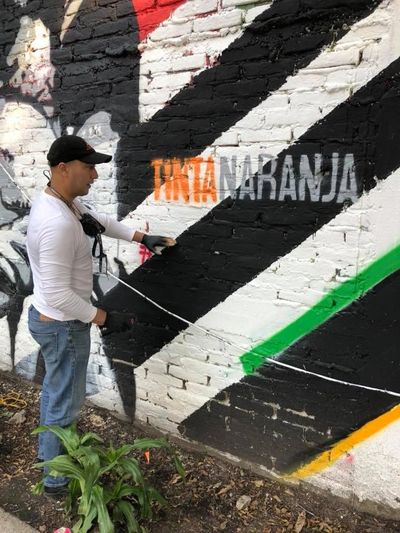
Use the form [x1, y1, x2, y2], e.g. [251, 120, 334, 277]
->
[0, 507, 39, 533]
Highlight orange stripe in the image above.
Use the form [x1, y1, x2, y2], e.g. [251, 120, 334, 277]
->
[288, 404, 400, 479]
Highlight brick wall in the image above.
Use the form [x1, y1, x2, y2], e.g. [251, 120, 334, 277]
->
[1, 0, 400, 518]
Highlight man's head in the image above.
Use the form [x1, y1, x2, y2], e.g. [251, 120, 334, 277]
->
[47, 135, 111, 198]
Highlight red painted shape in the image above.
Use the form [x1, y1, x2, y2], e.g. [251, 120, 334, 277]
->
[131, 0, 187, 41]
[139, 243, 153, 264]
[139, 221, 153, 264]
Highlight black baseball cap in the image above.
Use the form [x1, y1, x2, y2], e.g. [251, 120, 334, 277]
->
[47, 135, 112, 166]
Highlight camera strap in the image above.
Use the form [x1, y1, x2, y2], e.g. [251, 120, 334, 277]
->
[47, 183, 109, 273]
[92, 233, 108, 274]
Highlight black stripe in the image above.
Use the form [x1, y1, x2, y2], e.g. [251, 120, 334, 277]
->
[179, 269, 400, 473]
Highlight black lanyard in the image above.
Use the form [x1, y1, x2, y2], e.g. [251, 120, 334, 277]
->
[47, 185, 108, 274]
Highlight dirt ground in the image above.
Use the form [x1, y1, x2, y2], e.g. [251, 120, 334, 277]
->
[0, 370, 399, 533]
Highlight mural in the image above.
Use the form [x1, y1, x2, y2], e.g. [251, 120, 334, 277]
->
[1, 0, 399, 514]
[0, 153, 32, 368]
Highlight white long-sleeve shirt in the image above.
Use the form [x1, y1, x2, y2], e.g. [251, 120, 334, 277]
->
[27, 191, 134, 322]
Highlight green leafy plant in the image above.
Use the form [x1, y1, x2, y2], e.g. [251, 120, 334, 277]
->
[31, 425, 185, 533]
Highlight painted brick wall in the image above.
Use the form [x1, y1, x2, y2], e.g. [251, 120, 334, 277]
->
[1, 0, 400, 518]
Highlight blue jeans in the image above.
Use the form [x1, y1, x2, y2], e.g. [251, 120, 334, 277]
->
[28, 305, 91, 488]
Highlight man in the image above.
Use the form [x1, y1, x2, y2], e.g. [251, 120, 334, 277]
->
[26, 135, 175, 495]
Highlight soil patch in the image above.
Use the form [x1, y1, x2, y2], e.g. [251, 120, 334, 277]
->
[1, 370, 398, 533]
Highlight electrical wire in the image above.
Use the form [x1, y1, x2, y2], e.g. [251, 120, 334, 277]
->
[104, 272, 400, 399]
[3, 164, 399, 400]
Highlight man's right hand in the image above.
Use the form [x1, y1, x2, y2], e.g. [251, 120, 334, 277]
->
[92, 308, 107, 326]
[99, 310, 136, 336]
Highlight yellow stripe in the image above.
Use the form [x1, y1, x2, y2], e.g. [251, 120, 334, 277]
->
[288, 404, 400, 479]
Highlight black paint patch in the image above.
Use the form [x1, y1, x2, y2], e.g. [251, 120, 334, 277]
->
[180, 270, 400, 473]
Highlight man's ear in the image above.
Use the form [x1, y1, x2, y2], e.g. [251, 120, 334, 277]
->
[58, 162, 68, 174]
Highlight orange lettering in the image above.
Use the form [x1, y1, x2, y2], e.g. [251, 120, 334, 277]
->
[163, 159, 173, 201]
[172, 158, 190, 203]
[151, 159, 162, 201]
[191, 157, 202, 204]
[151, 156, 217, 204]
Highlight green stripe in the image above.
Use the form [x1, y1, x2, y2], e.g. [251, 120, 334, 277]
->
[240, 244, 400, 374]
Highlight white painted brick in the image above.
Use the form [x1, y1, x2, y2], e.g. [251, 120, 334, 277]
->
[145, 374, 184, 388]
[0, 359, 12, 372]
[193, 11, 242, 33]
[63, 0, 82, 15]
[149, 71, 192, 90]
[166, 341, 209, 361]
[25, 142, 51, 152]
[263, 107, 321, 127]
[147, 388, 170, 406]
[213, 131, 239, 146]
[181, 358, 233, 380]
[175, 0, 218, 19]
[151, 21, 192, 41]
[166, 386, 209, 407]
[223, 0, 262, 6]
[140, 105, 165, 121]
[168, 363, 208, 385]
[185, 382, 220, 397]
[142, 359, 168, 375]
[142, 380, 168, 396]
[206, 348, 236, 364]
[312, 48, 360, 69]
[184, 333, 225, 353]
[171, 53, 206, 72]
[285, 73, 327, 91]
[244, 3, 269, 24]
[89, 395, 126, 416]
[324, 83, 350, 96]
[147, 415, 178, 434]
[263, 94, 289, 109]
[141, 59, 172, 75]
[289, 91, 323, 107]
[208, 374, 238, 389]
[139, 48, 170, 63]
[239, 127, 292, 143]
[136, 399, 167, 419]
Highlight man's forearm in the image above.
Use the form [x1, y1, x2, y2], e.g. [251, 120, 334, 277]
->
[132, 230, 144, 243]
